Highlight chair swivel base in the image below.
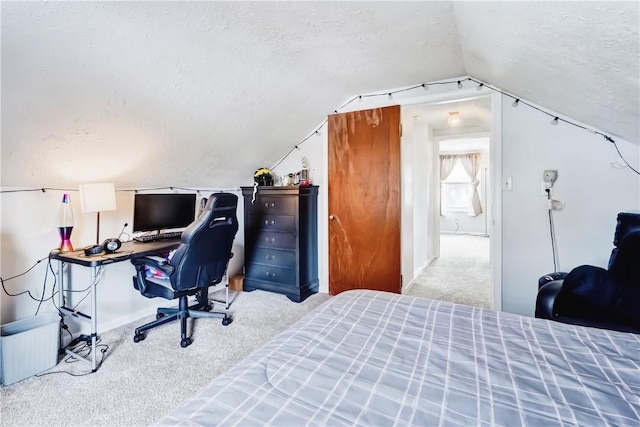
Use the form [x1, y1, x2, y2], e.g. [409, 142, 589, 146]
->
[133, 297, 233, 348]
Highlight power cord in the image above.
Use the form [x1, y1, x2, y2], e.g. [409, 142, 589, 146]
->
[34, 252, 60, 316]
[0, 251, 65, 315]
[36, 337, 109, 378]
[0, 249, 93, 316]
[546, 188, 559, 272]
[2, 249, 110, 377]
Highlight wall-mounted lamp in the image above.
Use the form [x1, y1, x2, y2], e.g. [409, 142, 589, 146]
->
[447, 111, 462, 127]
[79, 182, 116, 244]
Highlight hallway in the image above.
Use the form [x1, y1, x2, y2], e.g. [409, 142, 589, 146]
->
[406, 234, 491, 309]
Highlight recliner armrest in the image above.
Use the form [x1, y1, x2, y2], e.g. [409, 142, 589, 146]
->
[535, 280, 563, 319]
[538, 272, 568, 289]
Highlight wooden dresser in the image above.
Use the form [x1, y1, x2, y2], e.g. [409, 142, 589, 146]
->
[241, 185, 318, 302]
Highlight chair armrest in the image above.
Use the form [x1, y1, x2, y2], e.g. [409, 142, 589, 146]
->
[535, 280, 563, 319]
[130, 256, 175, 276]
[538, 272, 568, 289]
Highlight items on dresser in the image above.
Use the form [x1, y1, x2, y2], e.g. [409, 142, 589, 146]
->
[241, 186, 318, 302]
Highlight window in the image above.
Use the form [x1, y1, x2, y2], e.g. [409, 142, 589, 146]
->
[441, 159, 472, 212]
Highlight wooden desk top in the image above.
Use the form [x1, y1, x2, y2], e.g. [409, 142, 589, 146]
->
[51, 239, 181, 267]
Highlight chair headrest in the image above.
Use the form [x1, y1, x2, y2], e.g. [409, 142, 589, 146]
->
[613, 212, 640, 247]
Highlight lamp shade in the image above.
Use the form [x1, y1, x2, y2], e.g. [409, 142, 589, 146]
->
[79, 183, 116, 213]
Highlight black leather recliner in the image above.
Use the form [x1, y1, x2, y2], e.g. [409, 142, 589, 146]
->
[535, 212, 640, 334]
[131, 193, 239, 347]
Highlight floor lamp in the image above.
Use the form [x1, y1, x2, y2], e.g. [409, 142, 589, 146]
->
[79, 183, 117, 244]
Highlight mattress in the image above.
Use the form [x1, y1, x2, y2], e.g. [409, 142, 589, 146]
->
[156, 290, 640, 426]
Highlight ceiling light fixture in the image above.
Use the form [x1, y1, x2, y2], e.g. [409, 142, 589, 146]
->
[447, 111, 462, 127]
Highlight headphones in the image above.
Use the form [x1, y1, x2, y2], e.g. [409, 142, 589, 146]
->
[83, 238, 122, 256]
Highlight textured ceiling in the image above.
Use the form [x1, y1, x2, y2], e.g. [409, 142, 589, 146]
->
[1, 1, 638, 189]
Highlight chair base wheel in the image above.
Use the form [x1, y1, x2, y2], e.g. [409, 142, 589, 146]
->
[180, 338, 193, 348]
[222, 317, 233, 326]
[133, 332, 145, 343]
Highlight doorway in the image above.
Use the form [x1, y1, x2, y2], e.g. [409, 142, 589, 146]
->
[402, 95, 494, 309]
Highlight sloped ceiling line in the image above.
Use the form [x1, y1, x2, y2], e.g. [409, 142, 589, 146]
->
[271, 76, 635, 175]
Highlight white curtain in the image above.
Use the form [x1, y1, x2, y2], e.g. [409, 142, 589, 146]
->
[440, 155, 457, 181]
[439, 155, 458, 215]
[458, 153, 483, 216]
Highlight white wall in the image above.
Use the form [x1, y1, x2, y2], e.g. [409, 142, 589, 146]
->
[401, 114, 416, 289]
[501, 95, 639, 316]
[411, 121, 432, 277]
[399, 115, 431, 289]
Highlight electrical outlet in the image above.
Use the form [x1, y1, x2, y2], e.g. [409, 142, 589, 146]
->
[542, 182, 552, 196]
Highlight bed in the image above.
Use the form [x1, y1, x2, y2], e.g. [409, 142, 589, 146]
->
[156, 290, 640, 426]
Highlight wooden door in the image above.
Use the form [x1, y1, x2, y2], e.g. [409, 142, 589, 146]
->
[328, 106, 401, 295]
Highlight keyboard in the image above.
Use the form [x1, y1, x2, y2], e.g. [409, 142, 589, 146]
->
[134, 231, 182, 243]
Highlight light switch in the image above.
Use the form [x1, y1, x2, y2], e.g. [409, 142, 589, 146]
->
[502, 177, 513, 191]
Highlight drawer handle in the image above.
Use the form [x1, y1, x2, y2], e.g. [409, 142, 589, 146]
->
[265, 272, 276, 278]
[264, 220, 275, 226]
[265, 237, 275, 243]
[264, 202, 275, 208]
[265, 255, 276, 261]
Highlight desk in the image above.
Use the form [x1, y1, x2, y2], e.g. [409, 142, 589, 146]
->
[52, 239, 181, 371]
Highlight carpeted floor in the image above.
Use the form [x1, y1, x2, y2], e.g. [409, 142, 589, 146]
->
[406, 233, 492, 309]
[0, 290, 331, 426]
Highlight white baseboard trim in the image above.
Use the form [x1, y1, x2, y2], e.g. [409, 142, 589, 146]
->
[404, 258, 437, 293]
[99, 302, 168, 334]
[441, 231, 490, 237]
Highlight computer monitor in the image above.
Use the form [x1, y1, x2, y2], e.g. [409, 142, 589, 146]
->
[133, 193, 197, 233]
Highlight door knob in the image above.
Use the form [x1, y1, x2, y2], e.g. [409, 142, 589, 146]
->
[329, 215, 335, 220]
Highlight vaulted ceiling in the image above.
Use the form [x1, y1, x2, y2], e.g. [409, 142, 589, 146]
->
[2, 1, 638, 189]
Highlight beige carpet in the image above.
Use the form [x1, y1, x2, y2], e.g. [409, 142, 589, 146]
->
[406, 234, 492, 309]
[0, 290, 331, 426]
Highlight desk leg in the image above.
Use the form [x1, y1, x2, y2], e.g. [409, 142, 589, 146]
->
[58, 263, 100, 372]
[58, 260, 65, 352]
[90, 266, 98, 372]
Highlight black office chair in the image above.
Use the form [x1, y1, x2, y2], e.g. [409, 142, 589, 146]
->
[131, 193, 239, 347]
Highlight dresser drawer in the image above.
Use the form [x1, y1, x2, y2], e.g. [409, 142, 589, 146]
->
[245, 264, 297, 285]
[250, 247, 297, 268]
[246, 196, 297, 214]
[255, 231, 297, 250]
[248, 213, 296, 233]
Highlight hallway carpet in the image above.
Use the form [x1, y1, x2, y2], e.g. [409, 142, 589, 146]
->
[406, 233, 492, 309]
